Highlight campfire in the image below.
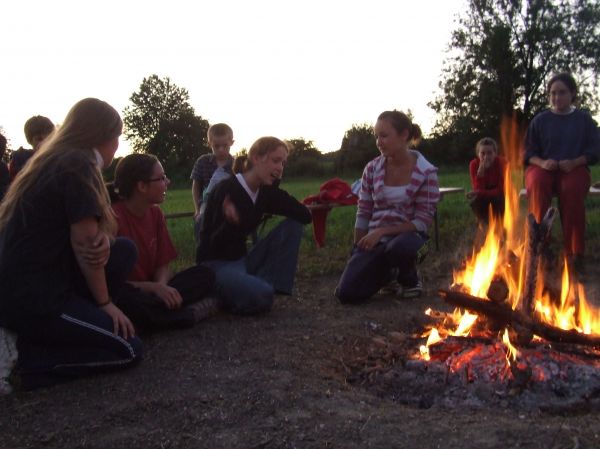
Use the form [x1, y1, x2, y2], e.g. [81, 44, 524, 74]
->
[418, 118, 600, 397]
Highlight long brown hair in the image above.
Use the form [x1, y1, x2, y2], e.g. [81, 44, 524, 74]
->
[0, 98, 122, 235]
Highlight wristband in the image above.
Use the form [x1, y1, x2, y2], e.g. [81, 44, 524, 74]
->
[97, 299, 111, 307]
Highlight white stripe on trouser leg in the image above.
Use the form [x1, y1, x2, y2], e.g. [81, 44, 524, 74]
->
[50, 314, 137, 369]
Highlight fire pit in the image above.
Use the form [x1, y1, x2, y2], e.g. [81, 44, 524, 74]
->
[408, 119, 600, 412]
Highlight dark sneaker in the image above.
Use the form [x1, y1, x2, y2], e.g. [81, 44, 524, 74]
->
[187, 297, 221, 323]
[398, 273, 423, 299]
[400, 280, 423, 299]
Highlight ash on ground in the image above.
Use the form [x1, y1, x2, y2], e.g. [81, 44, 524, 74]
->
[384, 341, 600, 413]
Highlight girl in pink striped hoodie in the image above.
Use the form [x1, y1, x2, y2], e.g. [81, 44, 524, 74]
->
[335, 110, 440, 303]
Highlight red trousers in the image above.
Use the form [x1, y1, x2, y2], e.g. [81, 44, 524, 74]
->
[525, 165, 590, 257]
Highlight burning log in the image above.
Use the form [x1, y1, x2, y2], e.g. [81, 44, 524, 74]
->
[439, 289, 600, 348]
[520, 208, 557, 318]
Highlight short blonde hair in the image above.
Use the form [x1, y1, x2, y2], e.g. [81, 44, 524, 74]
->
[207, 123, 233, 141]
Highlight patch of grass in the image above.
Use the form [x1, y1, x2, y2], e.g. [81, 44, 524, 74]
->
[162, 165, 600, 278]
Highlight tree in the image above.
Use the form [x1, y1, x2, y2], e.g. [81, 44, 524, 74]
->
[123, 75, 210, 171]
[430, 0, 600, 161]
[335, 124, 378, 174]
[284, 138, 324, 177]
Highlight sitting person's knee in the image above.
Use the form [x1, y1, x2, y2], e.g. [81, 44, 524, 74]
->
[334, 283, 367, 305]
[229, 285, 274, 315]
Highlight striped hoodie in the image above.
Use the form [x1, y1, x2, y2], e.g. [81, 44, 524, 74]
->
[355, 150, 440, 234]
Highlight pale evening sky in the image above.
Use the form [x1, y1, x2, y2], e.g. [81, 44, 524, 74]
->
[1, 0, 465, 157]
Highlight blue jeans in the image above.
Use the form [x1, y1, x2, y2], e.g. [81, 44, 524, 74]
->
[335, 232, 427, 304]
[204, 218, 304, 315]
[14, 237, 143, 389]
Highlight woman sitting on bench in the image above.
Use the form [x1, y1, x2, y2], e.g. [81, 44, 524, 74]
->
[524, 72, 600, 274]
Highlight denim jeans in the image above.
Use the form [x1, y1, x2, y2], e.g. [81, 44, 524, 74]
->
[14, 237, 143, 389]
[204, 218, 304, 315]
[335, 231, 427, 304]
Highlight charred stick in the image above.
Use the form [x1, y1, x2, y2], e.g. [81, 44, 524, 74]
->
[439, 289, 600, 348]
[520, 208, 557, 318]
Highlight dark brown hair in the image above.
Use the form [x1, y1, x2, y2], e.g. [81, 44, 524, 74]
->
[113, 153, 160, 199]
[547, 72, 577, 99]
[23, 115, 55, 145]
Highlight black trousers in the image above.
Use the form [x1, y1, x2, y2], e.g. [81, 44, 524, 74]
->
[115, 264, 215, 332]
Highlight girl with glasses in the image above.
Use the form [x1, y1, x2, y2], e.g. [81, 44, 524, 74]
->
[110, 153, 217, 331]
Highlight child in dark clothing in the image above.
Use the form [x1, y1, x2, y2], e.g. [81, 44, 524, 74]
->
[466, 137, 506, 224]
[111, 154, 217, 331]
[190, 123, 235, 240]
[196, 136, 311, 315]
[9, 115, 55, 181]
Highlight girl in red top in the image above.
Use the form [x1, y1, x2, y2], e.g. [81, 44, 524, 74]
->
[467, 137, 506, 224]
[111, 154, 216, 331]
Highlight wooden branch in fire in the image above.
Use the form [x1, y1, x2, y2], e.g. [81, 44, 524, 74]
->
[520, 207, 557, 318]
[438, 289, 600, 348]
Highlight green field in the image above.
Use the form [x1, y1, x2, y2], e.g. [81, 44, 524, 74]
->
[162, 166, 600, 276]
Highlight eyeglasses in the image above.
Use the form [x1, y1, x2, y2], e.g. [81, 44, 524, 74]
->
[146, 174, 168, 183]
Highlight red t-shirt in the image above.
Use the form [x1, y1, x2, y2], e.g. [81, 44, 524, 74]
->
[112, 202, 177, 282]
[469, 156, 506, 199]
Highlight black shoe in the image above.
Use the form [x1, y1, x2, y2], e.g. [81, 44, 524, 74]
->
[399, 280, 423, 299]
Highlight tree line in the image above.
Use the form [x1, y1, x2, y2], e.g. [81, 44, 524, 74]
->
[123, 0, 600, 176]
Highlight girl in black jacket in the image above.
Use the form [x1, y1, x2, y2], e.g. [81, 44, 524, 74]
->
[196, 136, 311, 315]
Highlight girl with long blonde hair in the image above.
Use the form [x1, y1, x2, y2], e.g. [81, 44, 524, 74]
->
[0, 98, 142, 389]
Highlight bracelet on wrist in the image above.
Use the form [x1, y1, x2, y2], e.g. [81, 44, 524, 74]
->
[97, 299, 111, 307]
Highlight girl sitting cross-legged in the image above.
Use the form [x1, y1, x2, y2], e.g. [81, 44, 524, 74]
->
[110, 154, 217, 331]
[196, 136, 312, 316]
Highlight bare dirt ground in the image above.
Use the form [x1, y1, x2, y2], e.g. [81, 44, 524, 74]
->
[2, 265, 600, 449]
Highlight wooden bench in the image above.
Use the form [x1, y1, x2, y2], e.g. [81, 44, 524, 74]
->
[302, 187, 465, 249]
[434, 187, 465, 250]
[519, 186, 600, 197]
[165, 186, 465, 250]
